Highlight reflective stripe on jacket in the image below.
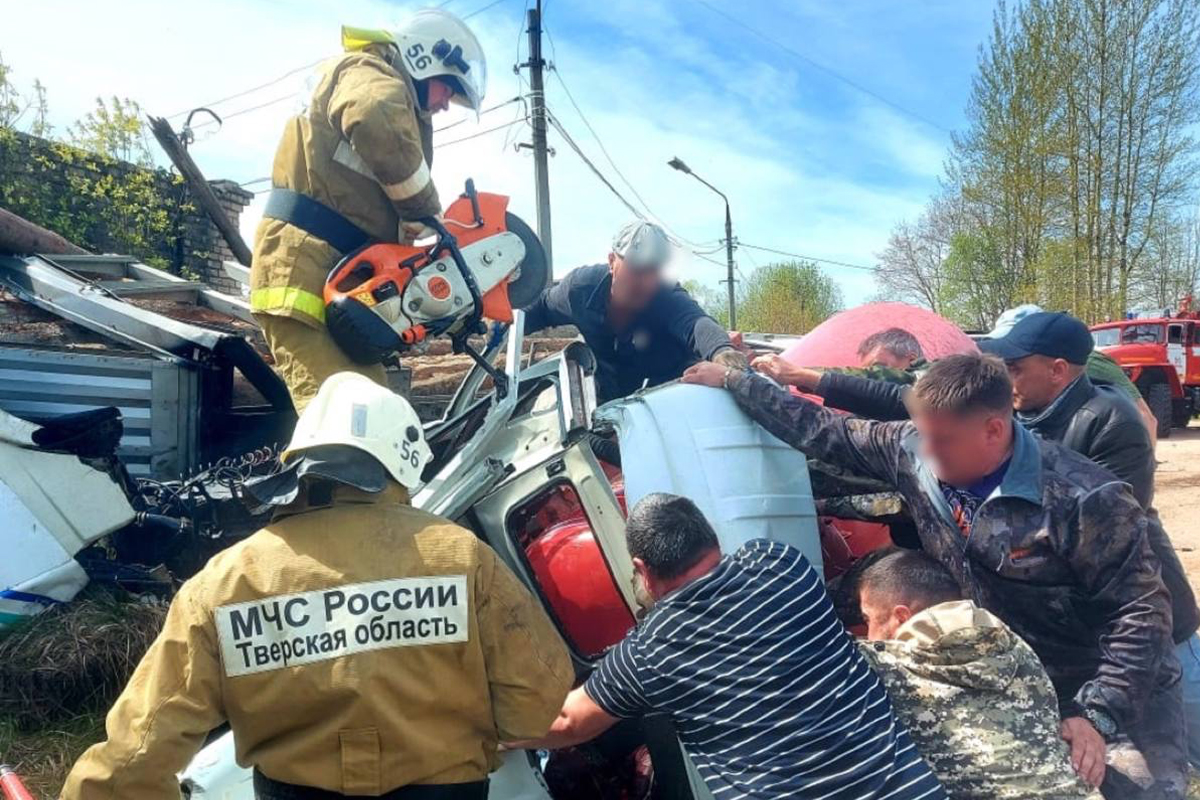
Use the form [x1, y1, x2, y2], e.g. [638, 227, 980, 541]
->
[62, 483, 573, 798]
[250, 51, 440, 326]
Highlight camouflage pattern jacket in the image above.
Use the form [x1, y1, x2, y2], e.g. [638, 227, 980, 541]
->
[726, 371, 1179, 733]
[827, 357, 930, 386]
[859, 600, 1100, 800]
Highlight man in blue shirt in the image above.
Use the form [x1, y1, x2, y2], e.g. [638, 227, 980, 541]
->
[511, 493, 946, 800]
[522, 221, 746, 402]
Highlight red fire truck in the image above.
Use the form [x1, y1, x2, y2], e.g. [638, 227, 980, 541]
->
[1090, 298, 1200, 437]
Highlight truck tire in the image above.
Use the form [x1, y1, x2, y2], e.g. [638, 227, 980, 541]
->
[1172, 398, 1191, 429]
[1146, 382, 1173, 439]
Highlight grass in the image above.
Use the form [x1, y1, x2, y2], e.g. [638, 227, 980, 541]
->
[0, 585, 165, 797]
[0, 712, 106, 798]
[0, 585, 166, 729]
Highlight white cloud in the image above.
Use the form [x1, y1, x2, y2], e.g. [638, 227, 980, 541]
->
[1, 0, 955, 305]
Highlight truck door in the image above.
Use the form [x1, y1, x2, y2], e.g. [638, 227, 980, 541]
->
[1190, 323, 1200, 385]
[1168, 323, 1187, 377]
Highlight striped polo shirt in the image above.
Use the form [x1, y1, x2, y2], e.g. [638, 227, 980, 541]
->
[585, 539, 946, 800]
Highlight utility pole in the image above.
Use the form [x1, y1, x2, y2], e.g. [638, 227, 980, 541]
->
[523, 0, 553, 270]
[723, 204, 737, 330]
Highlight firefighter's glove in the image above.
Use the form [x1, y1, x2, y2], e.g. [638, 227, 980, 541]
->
[400, 217, 441, 244]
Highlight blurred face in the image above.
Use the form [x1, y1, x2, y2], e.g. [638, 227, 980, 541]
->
[860, 346, 913, 370]
[911, 406, 1013, 487]
[1005, 355, 1074, 412]
[424, 78, 455, 114]
[608, 252, 662, 313]
[859, 586, 912, 640]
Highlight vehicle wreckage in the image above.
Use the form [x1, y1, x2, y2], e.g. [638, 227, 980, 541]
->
[1, 215, 959, 797]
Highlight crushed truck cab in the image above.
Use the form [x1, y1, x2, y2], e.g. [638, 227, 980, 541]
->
[182, 314, 821, 799]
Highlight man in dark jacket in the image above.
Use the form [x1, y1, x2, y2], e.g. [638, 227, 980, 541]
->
[980, 313, 1154, 504]
[683, 353, 1186, 799]
[756, 322, 1200, 678]
[982, 311, 1200, 767]
[523, 221, 745, 402]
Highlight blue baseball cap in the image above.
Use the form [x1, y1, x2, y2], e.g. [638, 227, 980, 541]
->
[979, 311, 1093, 365]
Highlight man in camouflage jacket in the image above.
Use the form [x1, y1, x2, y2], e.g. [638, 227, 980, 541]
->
[683, 354, 1185, 800]
[853, 547, 1100, 799]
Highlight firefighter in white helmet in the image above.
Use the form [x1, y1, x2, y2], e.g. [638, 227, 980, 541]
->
[63, 373, 572, 800]
[250, 9, 488, 412]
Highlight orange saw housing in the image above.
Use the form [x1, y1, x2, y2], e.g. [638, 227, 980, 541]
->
[324, 191, 518, 336]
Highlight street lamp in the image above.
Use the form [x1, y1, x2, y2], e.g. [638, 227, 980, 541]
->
[668, 156, 737, 329]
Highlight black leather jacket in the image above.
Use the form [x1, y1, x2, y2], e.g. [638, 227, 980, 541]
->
[1018, 376, 1154, 506]
[1019, 376, 1200, 644]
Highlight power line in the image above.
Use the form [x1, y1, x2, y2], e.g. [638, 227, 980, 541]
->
[167, 58, 328, 120]
[462, 0, 514, 19]
[435, 116, 530, 148]
[546, 110, 642, 217]
[168, 0, 510, 122]
[738, 242, 876, 272]
[433, 95, 524, 133]
[189, 94, 296, 131]
[544, 26, 714, 253]
[692, 0, 951, 134]
[547, 109, 729, 270]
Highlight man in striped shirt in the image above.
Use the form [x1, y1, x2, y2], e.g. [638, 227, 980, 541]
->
[511, 493, 946, 800]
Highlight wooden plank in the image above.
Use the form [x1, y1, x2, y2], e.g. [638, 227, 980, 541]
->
[148, 116, 252, 267]
[0, 207, 89, 256]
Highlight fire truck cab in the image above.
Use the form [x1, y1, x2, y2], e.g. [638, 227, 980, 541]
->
[1090, 299, 1200, 437]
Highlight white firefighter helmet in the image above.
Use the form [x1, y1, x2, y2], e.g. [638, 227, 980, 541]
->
[396, 9, 487, 112]
[343, 10, 487, 112]
[282, 372, 432, 489]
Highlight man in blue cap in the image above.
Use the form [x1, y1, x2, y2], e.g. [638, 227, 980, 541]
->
[986, 304, 1157, 442]
[981, 311, 1200, 771]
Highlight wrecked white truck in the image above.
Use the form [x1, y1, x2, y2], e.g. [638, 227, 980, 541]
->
[1, 309, 824, 799]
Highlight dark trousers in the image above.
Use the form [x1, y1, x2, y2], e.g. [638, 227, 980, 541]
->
[253, 770, 488, 800]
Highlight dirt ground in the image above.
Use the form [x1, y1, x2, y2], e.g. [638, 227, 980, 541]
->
[1153, 422, 1200, 589]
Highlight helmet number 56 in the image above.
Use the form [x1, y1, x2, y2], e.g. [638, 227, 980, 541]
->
[406, 44, 432, 72]
[399, 439, 422, 469]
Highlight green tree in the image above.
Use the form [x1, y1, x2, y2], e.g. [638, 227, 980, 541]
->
[733, 261, 842, 334]
[0, 52, 20, 128]
[681, 278, 727, 321]
[880, 0, 1200, 323]
[70, 96, 153, 166]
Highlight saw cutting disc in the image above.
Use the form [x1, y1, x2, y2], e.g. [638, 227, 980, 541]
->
[503, 211, 550, 310]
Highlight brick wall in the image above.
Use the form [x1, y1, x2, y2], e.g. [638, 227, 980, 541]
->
[194, 179, 253, 294]
[0, 130, 251, 293]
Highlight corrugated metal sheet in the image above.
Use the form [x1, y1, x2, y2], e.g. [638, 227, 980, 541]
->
[0, 346, 198, 477]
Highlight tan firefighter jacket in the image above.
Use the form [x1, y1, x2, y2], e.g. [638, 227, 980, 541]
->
[250, 50, 442, 328]
[62, 483, 574, 798]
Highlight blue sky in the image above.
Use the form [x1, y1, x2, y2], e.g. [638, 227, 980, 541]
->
[1, 0, 995, 304]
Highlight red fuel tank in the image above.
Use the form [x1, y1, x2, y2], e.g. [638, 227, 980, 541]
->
[515, 468, 634, 658]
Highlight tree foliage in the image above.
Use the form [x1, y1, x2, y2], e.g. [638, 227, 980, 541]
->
[878, 0, 1200, 326]
[0, 52, 186, 270]
[71, 96, 153, 167]
[688, 261, 842, 333]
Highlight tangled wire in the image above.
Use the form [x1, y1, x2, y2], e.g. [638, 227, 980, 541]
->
[131, 444, 284, 533]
